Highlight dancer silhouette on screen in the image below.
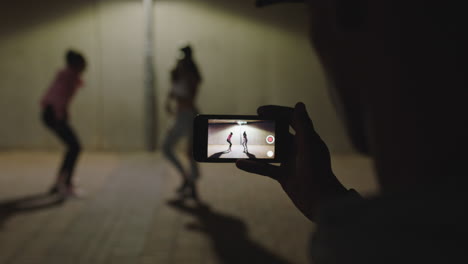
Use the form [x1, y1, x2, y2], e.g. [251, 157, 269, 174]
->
[227, 132, 233, 152]
[163, 45, 202, 200]
[242, 131, 248, 153]
[41, 50, 86, 197]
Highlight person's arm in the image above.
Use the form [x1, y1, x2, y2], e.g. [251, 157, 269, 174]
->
[56, 70, 80, 121]
[237, 102, 351, 221]
[165, 92, 175, 115]
[166, 69, 177, 115]
[187, 72, 200, 103]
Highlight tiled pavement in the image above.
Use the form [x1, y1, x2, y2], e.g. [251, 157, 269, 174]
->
[0, 151, 377, 264]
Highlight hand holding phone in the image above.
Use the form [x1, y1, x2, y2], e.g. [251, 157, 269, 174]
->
[236, 103, 348, 221]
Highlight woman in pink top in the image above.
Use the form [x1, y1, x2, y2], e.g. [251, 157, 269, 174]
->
[41, 50, 86, 197]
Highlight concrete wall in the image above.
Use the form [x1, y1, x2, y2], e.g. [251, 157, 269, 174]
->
[208, 122, 275, 145]
[0, 0, 353, 153]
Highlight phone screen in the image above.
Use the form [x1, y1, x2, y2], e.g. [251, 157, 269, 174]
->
[207, 119, 276, 159]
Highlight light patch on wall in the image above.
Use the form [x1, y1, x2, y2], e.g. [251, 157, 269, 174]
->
[208, 123, 274, 145]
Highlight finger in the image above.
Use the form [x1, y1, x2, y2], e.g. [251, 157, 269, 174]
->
[236, 160, 281, 180]
[257, 105, 294, 122]
[287, 132, 295, 150]
[292, 102, 318, 155]
[258, 103, 315, 134]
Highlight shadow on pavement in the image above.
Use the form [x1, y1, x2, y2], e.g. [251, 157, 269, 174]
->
[0, 193, 65, 229]
[167, 199, 290, 264]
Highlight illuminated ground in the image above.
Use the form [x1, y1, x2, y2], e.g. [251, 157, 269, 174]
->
[207, 145, 275, 159]
[0, 151, 377, 264]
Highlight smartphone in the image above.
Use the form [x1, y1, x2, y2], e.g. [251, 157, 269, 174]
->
[193, 115, 287, 162]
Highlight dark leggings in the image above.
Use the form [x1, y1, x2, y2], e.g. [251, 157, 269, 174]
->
[42, 106, 81, 186]
[227, 139, 232, 149]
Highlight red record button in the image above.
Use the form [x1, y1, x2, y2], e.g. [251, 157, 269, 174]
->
[266, 135, 275, 144]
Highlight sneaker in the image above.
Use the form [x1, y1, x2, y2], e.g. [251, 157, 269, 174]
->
[176, 180, 190, 194]
[186, 183, 199, 201]
[48, 185, 59, 194]
[65, 186, 85, 198]
[49, 181, 67, 195]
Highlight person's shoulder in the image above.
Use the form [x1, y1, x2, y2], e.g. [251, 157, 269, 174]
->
[311, 188, 468, 263]
[318, 187, 467, 221]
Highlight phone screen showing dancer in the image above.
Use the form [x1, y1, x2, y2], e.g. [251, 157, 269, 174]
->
[193, 115, 286, 163]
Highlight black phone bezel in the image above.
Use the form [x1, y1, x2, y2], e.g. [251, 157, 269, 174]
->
[193, 114, 287, 163]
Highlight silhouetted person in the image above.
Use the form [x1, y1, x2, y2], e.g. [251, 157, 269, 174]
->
[227, 132, 233, 152]
[242, 131, 248, 153]
[163, 45, 201, 200]
[41, 50, 86, 197]
[237, 1, 468, 263]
